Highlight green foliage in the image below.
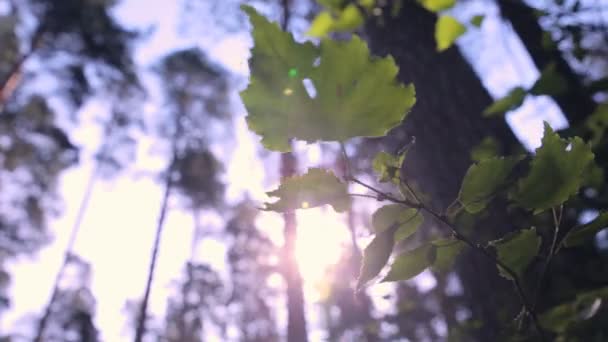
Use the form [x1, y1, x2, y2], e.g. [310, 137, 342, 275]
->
[470, 136, 500, 162]
[586, 103, 608, 146]
[483, 87, 527, 116]
[372, 205, 422, 242]
[383, 243, 436, 282]
[241, 3, 606, 339]
[490, 228, 540, 279]
[511, 123, 594, 212]
[431, 238, 465, 273]
[470, 15, 485, 28]
[540, 286, 608, 333]
[418, 0, 456, 12]
[529, 63, 568, 96]
[263, 168, 350, 212]
[241, 5, 416, 151]
[435, 15, 466, 51]
[307, 4, 364, 37]
[372, 150, 406, 183]
[563, 212, 608, 247]
[457, 156, 524, 214]
[357, 230, 394, 289]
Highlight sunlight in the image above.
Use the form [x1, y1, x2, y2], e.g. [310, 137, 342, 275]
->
[295, 208, 350, 296]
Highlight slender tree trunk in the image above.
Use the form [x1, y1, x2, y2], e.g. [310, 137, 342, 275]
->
[281, 152, 309, 342]
[279, 1, 308, 340]
[497, 0, 597, 127]
[133, 159, 174, 342]
[33, 167, 99, 342]
[365, 2, 522, 339]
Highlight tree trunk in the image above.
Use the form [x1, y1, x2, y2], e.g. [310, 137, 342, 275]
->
[365, 2, 522, 338]
[281, 152, 308, 342]
[497, 0, 597, 128]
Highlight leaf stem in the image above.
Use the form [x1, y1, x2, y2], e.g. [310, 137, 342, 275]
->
[347, 173, 547, 340]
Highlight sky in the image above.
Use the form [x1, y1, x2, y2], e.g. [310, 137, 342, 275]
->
[0, 0, 572, 341]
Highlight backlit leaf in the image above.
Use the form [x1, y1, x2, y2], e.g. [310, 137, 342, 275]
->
[458, 156, 523, 214]
[383, 243, 436, 282]
[241, 6, 416, 151]
[263, 168, 350, 212]
[512, 123, 594, 212]
[357, 230, 394, 289]
[307, 12, 334, 37]
[418, 0, 455, 12]
[307, 4, 365, 37]
[431, 238, 466, 273]
[372, 150, 406, 183]
[483, 87, 527, 116]
[490, 228, 540, 279]
[435, 15, 466, 51]
[372, 205, 422, 242]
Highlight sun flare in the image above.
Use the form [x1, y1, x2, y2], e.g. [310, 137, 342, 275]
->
[295, 208, 350, 288]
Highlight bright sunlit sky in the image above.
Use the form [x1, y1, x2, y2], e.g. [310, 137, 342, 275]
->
[0, 0, 569, 340]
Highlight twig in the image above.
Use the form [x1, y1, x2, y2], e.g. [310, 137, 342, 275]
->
[346, 173, 547, 340]
[532, 205, 563, 313]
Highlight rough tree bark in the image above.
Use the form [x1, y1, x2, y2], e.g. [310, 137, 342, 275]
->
[364, 1, 524, 338]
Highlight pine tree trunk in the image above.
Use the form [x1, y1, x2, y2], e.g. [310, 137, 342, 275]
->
[497, 0, 597, 127]
[365, 2, 522, 338]
[281, 152, 308, 342]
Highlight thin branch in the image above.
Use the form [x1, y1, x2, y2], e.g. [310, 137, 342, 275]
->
[348, 193, 380, 200]
[347, 173, 547, 340]
[339, 142, 353, 180]
[532, 205, 563, 312]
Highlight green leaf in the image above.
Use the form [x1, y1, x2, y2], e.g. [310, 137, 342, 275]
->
[357, 230, 394, 289]
[318, 0, 345, 10]
[308, 36, 416, 141]
[490, 228, 540, 279]
[431, 238, 466, 273]
[383, 243, 436, 282]
[241, 5, 318, 151]
[530, 63, 568, 96]
[372, 150, 406, 183]
[458, 156, 524, 214]
[372, 205, 422, 242]
[483, 87, 527, 116]
[470, 15, 485, 27]
[563, 212, 608, 247]
[470, 136, 500, 162]
[435, 15, 466, 51]
[263, 168, 350, 212]
[418, 0, 455, 12]
[540, 286, 608, 332]
[307, 12, 334, 37]
[512, 123, 594, 212]
[585, 103, 608, 146]
[307, 4, 365, 37]
[241, 6, 416, 151]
